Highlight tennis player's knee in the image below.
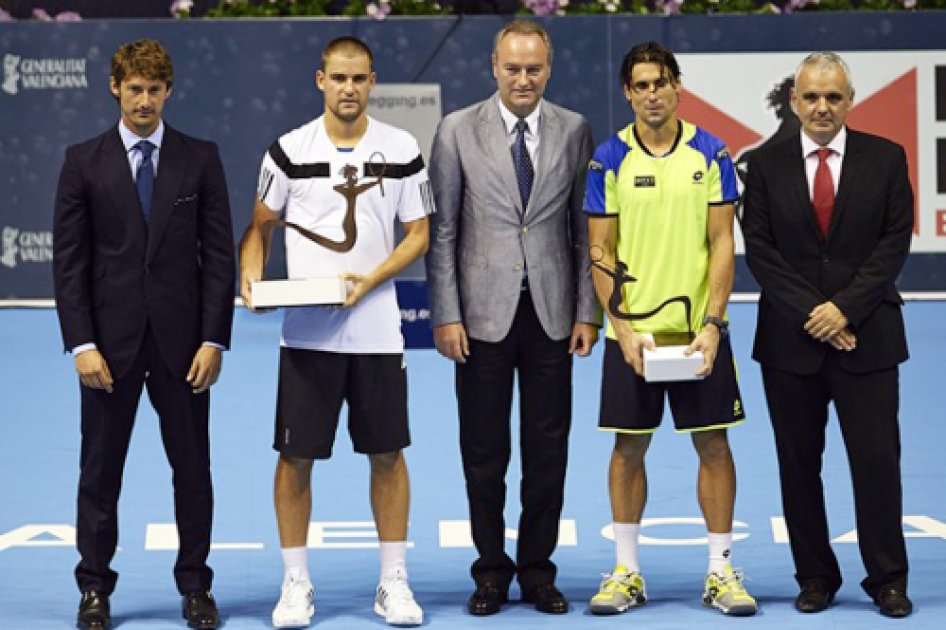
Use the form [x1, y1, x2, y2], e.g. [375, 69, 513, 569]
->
[613, 433, 651, 462]
[368, 450, 404, 474]
[691, 429, 731, 463]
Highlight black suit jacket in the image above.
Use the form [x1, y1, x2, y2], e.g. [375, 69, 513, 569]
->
[53, 124, 235, 379]
[742, 129, 913, 375]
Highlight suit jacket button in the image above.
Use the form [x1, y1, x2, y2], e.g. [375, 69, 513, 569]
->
[514, 263, 522, 272]
[143, 265, 150, 275]
[522, 226, 529, 234]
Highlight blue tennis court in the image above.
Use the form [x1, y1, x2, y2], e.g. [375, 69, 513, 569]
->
[0, 302, 943, 629]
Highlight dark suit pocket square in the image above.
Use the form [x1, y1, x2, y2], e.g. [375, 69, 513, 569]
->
[173, 194, 199, 206]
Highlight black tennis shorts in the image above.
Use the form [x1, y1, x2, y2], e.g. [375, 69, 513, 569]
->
[274, 347, 410, 459]
[599, 337, 746, 433]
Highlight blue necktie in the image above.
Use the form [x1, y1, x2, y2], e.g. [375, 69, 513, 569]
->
[512, 119, 534, 210]
[135, 140, 155, 223]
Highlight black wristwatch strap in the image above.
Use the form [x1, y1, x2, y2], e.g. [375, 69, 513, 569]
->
[702, 315, 729, 335]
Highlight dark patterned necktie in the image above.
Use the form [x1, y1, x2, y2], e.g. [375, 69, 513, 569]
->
[136, 140, 156, 223]
[512, 119, 534, 210]
[813, 147, 834, 237]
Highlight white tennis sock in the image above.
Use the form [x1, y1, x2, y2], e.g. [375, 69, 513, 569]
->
[380, 541, 408, 580]
[707, 532, 733, 574]
[613, 522, 641, 573]
[281, 546, 310, 582]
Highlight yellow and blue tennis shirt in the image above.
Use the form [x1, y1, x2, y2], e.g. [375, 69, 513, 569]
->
[585, 120, 739, 338]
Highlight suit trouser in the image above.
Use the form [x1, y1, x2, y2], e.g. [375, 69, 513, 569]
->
[761, 354, 908, 597]
[456, 292, 572, 589]
[75, 324, 214, 595]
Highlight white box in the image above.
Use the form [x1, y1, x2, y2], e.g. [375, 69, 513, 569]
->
[641, 334, 705, 383]
[250, 278, 348, 308]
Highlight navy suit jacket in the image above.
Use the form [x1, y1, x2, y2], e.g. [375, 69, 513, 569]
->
[53, 124, 235, 380]
[742, 129, 913, 375]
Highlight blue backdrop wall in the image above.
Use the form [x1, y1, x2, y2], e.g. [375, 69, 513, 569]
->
[2, 14, 945, 315]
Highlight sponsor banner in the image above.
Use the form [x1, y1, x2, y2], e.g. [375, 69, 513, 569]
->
[367, 87, 440, 346]
[0, 223, 54, 300]
[368, 84, 442, 164]
[367, 83, 442, 282]
[396, 280, 433, 350]
[1, 225, 53, 268]
[677, 51, 946, 253]
[2, 52, 88, 95]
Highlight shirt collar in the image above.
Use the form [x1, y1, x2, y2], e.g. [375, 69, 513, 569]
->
[800, 125, 846, 159]
[119, 119, 165, 153]
[497, 97, 542, 136]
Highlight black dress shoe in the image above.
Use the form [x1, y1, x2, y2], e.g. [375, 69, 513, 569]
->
[77, 590, 111, 630]
[182, 591, 220, 629]
[522, 582, 569, 614]
[468, 582, 509, 616]
[795, 580, 835, 613]
[874, 587, 912, 618]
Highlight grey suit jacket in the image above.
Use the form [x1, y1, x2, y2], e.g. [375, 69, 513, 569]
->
[426, 94, 601, 343]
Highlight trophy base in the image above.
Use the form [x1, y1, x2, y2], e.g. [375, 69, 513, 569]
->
[641, 333, 704, 383]
[251, 278, 348, 308]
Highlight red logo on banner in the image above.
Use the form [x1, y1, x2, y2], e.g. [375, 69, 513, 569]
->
[677, 91, 763, 158]
[678, 68, 919, 234]
[848, 69, 918, 233]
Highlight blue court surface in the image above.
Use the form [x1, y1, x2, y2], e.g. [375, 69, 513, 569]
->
[1, 302, 943, 629]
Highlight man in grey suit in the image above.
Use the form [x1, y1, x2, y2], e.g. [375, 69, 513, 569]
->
[426, 19, 601, 616]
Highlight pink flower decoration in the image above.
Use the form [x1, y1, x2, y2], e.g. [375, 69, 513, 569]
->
[523, 0, 562, 16]
[661, 0, 684, 14]
[170, 0, 195, 17]
[367, 2, 392, 20]
[784, 0, 817, 13]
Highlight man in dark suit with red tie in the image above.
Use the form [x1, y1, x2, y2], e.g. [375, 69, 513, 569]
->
[742, 51, 913, 618]
[53, 39, 234, 630]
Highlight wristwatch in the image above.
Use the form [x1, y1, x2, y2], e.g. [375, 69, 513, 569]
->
[702, 315, 729, 336]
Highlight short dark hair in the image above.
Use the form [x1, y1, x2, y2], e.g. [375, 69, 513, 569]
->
[321, 36, 374, 71]
[620, 41, 681, 89]
[111, 39, 174, 88]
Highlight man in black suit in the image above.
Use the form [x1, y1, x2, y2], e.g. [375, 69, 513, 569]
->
[742, 51, 913, 618]
[53, 39, 234, 630]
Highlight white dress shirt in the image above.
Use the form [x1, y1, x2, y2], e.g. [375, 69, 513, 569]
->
[801, 126, 846, 200]
[118, 118, 164, 180]
[497, 98, 542, 168]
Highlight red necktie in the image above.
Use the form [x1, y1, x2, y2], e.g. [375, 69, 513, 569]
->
[813, 148, 835, 237]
